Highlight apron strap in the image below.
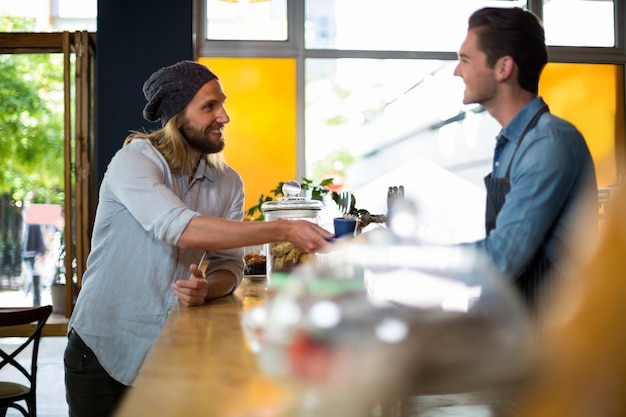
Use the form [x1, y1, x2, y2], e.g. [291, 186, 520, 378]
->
[503, 106, 549, 178]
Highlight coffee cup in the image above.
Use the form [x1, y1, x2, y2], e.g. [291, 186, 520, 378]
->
[333, 217, 357, 238]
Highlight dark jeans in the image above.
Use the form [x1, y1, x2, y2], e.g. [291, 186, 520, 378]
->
[64, 329, 129, 417]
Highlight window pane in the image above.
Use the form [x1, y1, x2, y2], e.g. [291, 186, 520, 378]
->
[305, 58, 496, 242]
[305, 0, 526, 51]
[206, 0, 288, 41]
[200, 57, 298, 214]
[543, 0, 615, 47]
[51, 0, 97, 31]
[0, 0, 97, 32]
[540, 62, 622, 187]
[305, 58, 495, 190]
[0, 53, 67, 308]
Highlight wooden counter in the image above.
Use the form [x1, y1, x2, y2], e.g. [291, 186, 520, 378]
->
[113, 278, 300, 417]
[112, 272, 513, 417]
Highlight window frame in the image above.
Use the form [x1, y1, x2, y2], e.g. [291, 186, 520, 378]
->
[194, 0, 300, 57]
[195, 0, 626, 180]
[0, 32, 96, 325]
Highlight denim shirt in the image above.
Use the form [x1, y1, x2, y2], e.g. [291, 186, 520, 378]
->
[462, 97, 597, 281]
[68, 139, 245, 385]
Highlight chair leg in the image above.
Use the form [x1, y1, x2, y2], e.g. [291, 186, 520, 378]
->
[3, 404, 29, 417]
[28, 397, 36, 417]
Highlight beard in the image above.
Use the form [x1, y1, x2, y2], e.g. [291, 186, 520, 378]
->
[179, 120, 225, 155]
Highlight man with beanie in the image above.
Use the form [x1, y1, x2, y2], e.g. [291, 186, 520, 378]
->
[64, 60, 333, 417]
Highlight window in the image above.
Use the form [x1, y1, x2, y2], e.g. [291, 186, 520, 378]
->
[0, 2, 96, 320]
[543, 0, 615, 47]
[205, 0, 288, 41]
[305, 0, 526, 51]
[197, 0, 626, 241]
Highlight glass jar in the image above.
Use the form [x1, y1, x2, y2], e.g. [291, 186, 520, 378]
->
[261, 181, 323, 285]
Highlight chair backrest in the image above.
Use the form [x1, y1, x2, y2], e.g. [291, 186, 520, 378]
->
[0, 305, 53, 415]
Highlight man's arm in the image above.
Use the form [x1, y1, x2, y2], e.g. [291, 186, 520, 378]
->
[177, 216, 333, 254]
[473, 131, 583, 278]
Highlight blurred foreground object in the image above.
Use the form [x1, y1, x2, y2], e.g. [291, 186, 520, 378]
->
[513, 184, 626, 417]
[252, 199, 536, 416]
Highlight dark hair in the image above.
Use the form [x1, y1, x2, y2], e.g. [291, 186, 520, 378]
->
[468, 7, 547, 94]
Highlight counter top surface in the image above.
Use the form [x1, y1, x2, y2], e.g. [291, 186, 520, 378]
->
[114, 278, 298, 417]
[112, 266, 530, 417]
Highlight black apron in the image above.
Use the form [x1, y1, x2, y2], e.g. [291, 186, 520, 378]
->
[483, 107, 551, 309]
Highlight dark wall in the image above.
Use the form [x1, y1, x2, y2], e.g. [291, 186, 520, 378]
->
[96, 0, 194, 186]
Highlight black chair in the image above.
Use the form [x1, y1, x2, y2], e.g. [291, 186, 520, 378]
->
[0, 305, 53, 417]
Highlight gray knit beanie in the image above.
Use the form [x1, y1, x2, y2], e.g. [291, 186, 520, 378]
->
[142, 60, 218, 126]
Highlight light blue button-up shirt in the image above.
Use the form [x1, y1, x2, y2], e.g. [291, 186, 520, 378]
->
[68, 139, 245, 385]
[463, 97, 598, 282]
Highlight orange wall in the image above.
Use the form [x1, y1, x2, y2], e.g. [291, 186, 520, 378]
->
[540, 63, 624, 187]
[198, 57, 297, 215]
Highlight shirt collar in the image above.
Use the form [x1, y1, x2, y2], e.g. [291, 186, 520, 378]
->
[195, 157, 218, 182]
[497, 97, 548, 144]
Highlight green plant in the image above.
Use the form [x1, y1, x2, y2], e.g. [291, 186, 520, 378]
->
[245, 177, 339, 221]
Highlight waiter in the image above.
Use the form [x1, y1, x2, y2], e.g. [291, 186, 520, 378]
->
[454, 7, 597, 310]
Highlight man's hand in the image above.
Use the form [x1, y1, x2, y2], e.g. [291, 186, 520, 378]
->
[285, 220, 334, 253]
[171, 264, 209, 306]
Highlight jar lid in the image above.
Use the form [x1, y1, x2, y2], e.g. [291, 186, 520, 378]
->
[261, 181, 323, 212]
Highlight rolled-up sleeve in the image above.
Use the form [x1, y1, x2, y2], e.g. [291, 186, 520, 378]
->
[105, 141, 199, 245]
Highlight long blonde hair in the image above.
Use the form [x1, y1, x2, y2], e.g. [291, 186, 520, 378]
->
[124, 113, 227, 175]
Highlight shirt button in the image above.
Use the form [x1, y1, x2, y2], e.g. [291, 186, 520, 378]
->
[495, 161, 500, 167]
